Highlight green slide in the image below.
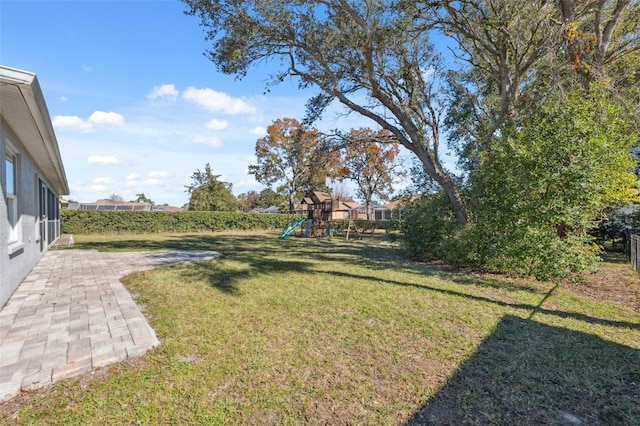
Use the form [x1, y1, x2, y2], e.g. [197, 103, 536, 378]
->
[280, 217, 306, 239]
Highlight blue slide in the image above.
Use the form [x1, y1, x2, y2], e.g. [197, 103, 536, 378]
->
[280, 217, 307, 239]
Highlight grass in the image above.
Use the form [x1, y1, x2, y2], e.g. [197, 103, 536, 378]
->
[2, 231, 639, 425]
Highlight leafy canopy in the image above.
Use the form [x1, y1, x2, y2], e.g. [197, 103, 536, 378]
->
[248, 117, 337, 212]
[466, 85, 639, 279]
[337, 128, 404, 218]
[186, 163, 239, 211]
[182, 0, 469, 223]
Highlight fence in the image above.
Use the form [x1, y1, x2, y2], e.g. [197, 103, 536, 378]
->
[630, 234, 640, 274]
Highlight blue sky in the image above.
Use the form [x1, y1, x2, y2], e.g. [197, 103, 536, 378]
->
[1, 0, 379, 206]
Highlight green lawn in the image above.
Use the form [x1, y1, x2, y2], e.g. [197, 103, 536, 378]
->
[2, 231, 639, 425]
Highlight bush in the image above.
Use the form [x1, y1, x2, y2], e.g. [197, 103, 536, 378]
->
[332, 219, 401, 234]
[61, 210, 299, 234]
[399, 194, 463, 262]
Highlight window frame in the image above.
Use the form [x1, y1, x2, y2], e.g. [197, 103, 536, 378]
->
[5, 150, 19, 245]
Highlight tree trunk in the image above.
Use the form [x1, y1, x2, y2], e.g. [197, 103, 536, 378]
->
[288, 193, 295, 213]
[439, 174, 468, 225]
[413, 148, 469, 225]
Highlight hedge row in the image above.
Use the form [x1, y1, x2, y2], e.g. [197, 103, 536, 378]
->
[333, 219, 401, 233]
[60, 210, 300, 234]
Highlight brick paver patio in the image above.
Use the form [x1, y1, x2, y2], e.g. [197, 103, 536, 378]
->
[0, 249, 218, 403]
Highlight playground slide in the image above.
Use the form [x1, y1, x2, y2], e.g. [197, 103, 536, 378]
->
[279, 217, 307, 239]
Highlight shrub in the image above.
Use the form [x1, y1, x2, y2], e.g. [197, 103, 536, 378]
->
[399, 194, 462, 262]
[61, 210, 299, 234]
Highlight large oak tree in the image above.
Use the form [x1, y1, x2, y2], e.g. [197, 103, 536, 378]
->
[183, 0, 469, 223]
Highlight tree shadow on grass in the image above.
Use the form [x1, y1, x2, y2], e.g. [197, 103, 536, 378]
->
[76, 233, 276, 252]
[320, 269, 640, 330]
[311, 236, 550, 295]
[407, 315, 640, 425]
[171, 256, 314, 295]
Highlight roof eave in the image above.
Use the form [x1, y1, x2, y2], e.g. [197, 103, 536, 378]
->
[0, 65, 69, 195]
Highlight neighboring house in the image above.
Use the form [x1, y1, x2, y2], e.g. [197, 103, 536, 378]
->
[64, 200, 184, 212]
[383, 195, 422, 220]
[248, 206, 282, 214]
[1, 65, 69, 308]
[66, 200, 154, 211]
[350, 204, 392, 220]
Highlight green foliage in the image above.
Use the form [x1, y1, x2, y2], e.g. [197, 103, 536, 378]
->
[186, 163, 239, 212]
[61, 210, 298, 234]
[464, 87, 638, 280]
[399, 194, 463, 262]
[400, 86, 639, 280]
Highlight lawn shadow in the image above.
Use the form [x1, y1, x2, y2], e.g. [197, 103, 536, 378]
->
[172, 254, 314, 295]
[407, 315, 640, 425]
[313, 236, 550, 296]
[321, 270, 640, 330]
[75, 233, 275, 252]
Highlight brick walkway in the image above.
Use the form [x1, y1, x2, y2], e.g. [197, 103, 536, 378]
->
[0, 249, 219, 403]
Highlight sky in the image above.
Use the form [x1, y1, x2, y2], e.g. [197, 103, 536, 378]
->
[1, 0, 383, 207]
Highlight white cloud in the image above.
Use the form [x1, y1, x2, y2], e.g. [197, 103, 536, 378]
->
[89, 184, 107, 192]
[53, 111, 125, 132]
[83, 64, 92, 72]
[147, 84, 179, 101]
[60, 96, 68, 102]
[143, 178, 163, 186]
[183, 87, 256, 114]
[126, 173, 139, 180]
[87, 155, 120, 165]
[52, 115, 93, 132]
[249, 126, 266, 136]
[92, 177, 114, 184]
[205, 119, 228, 130]
[148, 170, 172, 178]
[89, 111, 125, 126]
[190, 135, 223, 147]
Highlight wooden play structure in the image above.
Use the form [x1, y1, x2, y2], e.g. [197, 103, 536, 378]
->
[300, 191, 358, 238]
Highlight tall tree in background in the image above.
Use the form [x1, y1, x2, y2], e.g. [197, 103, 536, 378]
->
[237, 188, 286, 211]
[337, 128, 404, 219]
[183, 0, 469, 224]
[248, 117, 337, 212]
[186, 163, 238, 211]
[108, 193, 124, 202]
[256, 188, 285, 209]
[237, 190, 260, 211]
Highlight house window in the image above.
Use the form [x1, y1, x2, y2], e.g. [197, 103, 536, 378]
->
[5, 152, 18, 243]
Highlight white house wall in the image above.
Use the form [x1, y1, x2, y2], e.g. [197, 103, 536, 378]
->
[1, 115, 58, 308]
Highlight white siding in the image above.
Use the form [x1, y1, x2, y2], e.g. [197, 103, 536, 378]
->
[1, 116, 60, 308]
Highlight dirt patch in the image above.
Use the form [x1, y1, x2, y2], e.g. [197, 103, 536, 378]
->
[564, 252, 640, 310]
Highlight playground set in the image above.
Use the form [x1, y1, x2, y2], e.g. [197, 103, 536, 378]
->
[279, 191, 361, 240]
